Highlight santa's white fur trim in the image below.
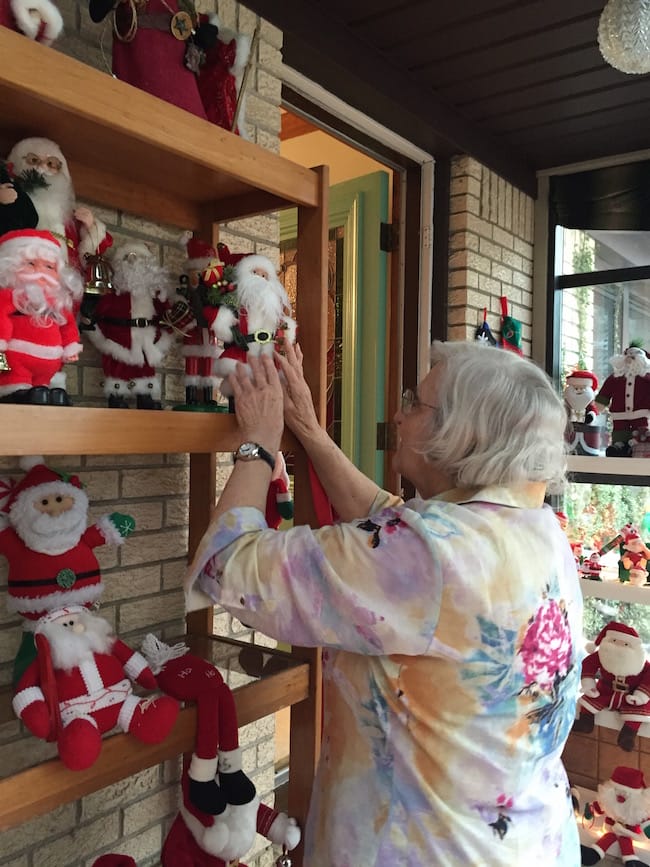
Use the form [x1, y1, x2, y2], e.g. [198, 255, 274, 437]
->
[184, 375, 201, 386]
[123, 651, 148, 681]
[0, 381, 30, 396]
[11, 0, 64, 44]
[11, 582, 104, 619]
[182, 344, 220, 358]
[10, 481, 89, 555]
[96, 514, 125, 547]
[267, 813, 301, 850]
[19, 456, 45, 472]
[12, 685, 45, 716]
[218, 747, 243, 773]
[140, 634, 188, 674]
[62, 342, 83, 359]
[180, 797, 259, 860]
[117, 693, 140, 731]
[180, 806, 230, 858]
[211, 306, 238, 342]
[35, 603, 86, 628]
[88, 324, 170, 368]
[102, 376, 161, 399]
[189, 753, 219, 782]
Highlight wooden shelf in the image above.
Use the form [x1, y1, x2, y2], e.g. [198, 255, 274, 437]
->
[580, 576, 650, 604]
[0, 405, 297, 456]
[0, 635, 310, 831]
[0, 29, 320, 229]
[567, 454, 650, 482]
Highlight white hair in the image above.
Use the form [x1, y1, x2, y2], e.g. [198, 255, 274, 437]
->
[421, 341, 567, 492]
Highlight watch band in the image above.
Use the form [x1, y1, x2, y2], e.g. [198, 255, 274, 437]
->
[234, 442, 275, 472]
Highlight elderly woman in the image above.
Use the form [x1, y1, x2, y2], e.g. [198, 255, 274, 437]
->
[185, 340, 581, 867]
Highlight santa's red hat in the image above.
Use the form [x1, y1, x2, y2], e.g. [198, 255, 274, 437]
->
[185, 235, 217, 265]
[566, 369, 598, 390]
[0, 228, 63, 260]
[594, 621, 641, 646]
[217, 241, 250, 266]
[0, 456, 84, 516]
[611, 766, 647, 790]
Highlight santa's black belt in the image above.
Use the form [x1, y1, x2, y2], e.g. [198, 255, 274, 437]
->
[96, 316, 161, 327]
[9, 569, 100, 587]
[228, 330, 275, 345]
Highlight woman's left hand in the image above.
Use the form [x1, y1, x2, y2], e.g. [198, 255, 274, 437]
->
[228, 355, 284, 453]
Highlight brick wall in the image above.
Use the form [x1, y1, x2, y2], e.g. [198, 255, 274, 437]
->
[0, 3, 284, 866]
[447, 155, 535, 355]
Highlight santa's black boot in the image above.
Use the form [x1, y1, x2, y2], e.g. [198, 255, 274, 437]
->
[186, 385, 198, 405]
[572, 711, 595, 734]
[580, 845, 602, 865]
[136, 394, 162, 410]
[108, 394, 128, 409]
[617, 722, 638, 751]
[218, 748, 256, 806]
[27, 386, 50, 405]
[49, 388, 72, 407]
[188, 777, 227, 815]
[202, 386, 217, 405]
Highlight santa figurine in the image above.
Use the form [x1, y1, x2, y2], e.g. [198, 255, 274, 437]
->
[0, 160, 38, 235]
[0, 0, 63, 45]
[620, 527, 650, 586]
[86, 241, 176, 409]
[213, 249, 296, 396]
[0, 228, 84, 405]
[581, 766, 650, 866]
[195, 15, 251, 136]
[595, 344, 650, 456]
[573, 621, 650, 751]
[564, 369, 605, 456]
[173, 235, 237, 412]
[12, 605, 179, 770]
[581, 552, 603, 580]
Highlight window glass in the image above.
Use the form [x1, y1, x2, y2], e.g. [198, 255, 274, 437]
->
[555, 226, 650, 276]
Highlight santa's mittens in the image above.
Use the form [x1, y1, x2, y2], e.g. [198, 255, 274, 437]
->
[58, 717, 103, 770]
[218, 749, 256, 806]
[267, 813, 301, 851]
[108, 512, 136, 539]
[19, 699, 51, 739]
[128, 696, 179, 744]
[188, 777, 227, 815]
[134, 666, 157, 691]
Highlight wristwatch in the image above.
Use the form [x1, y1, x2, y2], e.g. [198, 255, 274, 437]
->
[233, 441, 275, 472]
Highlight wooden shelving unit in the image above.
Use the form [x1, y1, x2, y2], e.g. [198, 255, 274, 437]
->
[0, 27, 328, 863]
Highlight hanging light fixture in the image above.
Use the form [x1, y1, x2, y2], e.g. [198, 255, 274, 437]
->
[598, 0, 650, 73]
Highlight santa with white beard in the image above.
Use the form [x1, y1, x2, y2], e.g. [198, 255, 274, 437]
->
[573, 621, 650, 751]
[564, 369, 600, 424]
[87, 241, 175, 409]
[0, 228, 83, 404]
[12, 605, 179, 770]
[213, 251, 296, 397]
[581, 766, 650, 867]
[596, 344, 650, 456]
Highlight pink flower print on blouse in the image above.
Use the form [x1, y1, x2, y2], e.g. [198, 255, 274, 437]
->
[519, 597, 572, 691]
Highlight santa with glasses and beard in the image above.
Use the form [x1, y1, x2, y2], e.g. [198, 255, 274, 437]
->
[595, 344, 650, 456]
[0, 228, 83, 405]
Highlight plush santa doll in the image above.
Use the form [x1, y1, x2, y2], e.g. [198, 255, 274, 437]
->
[595, 344, 650, 456]
[0, 160, 38, 235]
[573, 621, 650, 750]
[564, 369, 605, 456]
[581, 552, 603, 580]
[6, 138, 112, 278]
[0, 0, 63, 45]
[173, 235, 237, 411]
[213, 251, 296, 396]
[12, 606, 179, 770]
[620, 528, 650, 586]
[0, 228, 84, 404]
[86, 241, 176, 409]
[581, 766, 650, 866]
[195, 15, 251, 137]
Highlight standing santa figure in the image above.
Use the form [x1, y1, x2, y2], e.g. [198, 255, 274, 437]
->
[581, 766, 650, 866]
[0, 228, 83, 404]
[0, 0, 63, 45]
[564, 369, 605, 456]
[573, 621, 650, 751]
[12, 606, 179, 770]
[86, 241, 176, 409]
[595, 344, 650, 456]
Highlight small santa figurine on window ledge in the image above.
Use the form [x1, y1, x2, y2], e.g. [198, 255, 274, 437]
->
[581, 766, 650, 866]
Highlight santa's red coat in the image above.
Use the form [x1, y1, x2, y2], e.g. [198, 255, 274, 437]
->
[596, 371, 650, 431]
[196, 36, 239, 133]
[1, 524, 108, 620]
[64, 218, 112, 275]
[580, 651, 650, 720]
[0, 290, 81, 390]
[111, 0, 207, 119]
[89, 290, 172, 383]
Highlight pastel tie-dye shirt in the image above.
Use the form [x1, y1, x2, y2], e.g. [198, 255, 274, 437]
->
[185, 485, 582, 867]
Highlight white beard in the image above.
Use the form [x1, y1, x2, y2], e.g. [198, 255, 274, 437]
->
[611, 354, 650, 378]
[111, 256, 172, 303]
[598, 780, 650, 825]
[598, 640, 646, 677]
[40, 611, 113, 671]
[237, 273, 287, 332]
[565, 385, 594, 413]
[13, 500, 87, 555]
[27, 171, 75, 236]
[13, 276, 70, 325]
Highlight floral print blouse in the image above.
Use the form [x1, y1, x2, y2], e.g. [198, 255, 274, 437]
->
[184, 485, 582, 867]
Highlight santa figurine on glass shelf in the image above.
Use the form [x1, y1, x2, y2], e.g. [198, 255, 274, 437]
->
[86, 241, 176, 409]
[564, 369, 606, 456]
[595, 343, 650, 456]
[140, 636, 301, 867]
[620, 527, 650, 586]
[12, 606, 179, 770]
[213, 247, 296, 397]
[573, 621, 650, 751]
[581, 766, 650, 866]
[0, 228, 84, 405]
[0, 455, 135, 681]
[172, 234, 237, 412]
[0, 0, 63, 45]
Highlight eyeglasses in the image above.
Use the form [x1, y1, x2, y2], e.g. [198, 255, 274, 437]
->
[401, 388, 437, 414]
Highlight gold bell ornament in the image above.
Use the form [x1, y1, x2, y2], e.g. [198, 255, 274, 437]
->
[84, 252, 114, 295]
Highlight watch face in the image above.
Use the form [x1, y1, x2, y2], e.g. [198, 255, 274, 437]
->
[239, 442, 258, 459]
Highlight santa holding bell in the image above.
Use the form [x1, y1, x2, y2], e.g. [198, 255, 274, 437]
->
[581, 766, 650, 866]
[86, 240, 176, 409]
[0, 228, 84, 405]
[0, 0, 63, 46]
[12, 606, 179, 770]
[573, 621, 650, 751]
[595, 343, 650, 456]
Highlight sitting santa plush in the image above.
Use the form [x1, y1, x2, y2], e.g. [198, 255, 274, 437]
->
[12, 606, 179, 770]
[581, 766, 650, 866]
[0, 0, 63, 45]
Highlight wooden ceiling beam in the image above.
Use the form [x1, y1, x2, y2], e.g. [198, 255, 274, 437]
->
[242, 0, 537, 196]
[281, 112, 319, 140]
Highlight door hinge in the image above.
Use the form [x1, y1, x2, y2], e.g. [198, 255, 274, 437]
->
[380, 222, 399, 252]
[377, 421, 397, 451]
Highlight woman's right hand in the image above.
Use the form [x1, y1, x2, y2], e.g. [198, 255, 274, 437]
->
[276, 342, 322, 443]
